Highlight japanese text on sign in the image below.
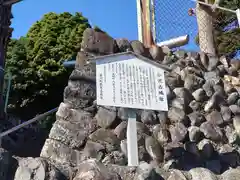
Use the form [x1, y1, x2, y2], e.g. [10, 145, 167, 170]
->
[96, 55, 168, 111]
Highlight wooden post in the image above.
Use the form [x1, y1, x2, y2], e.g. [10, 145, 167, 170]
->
[141, 0, 153, 48]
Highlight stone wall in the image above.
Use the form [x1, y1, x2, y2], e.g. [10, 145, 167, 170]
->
[1, 28, 240, 180]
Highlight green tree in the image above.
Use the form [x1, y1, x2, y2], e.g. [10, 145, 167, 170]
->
[213, 0, 240, 58]
[195, 0, 240, 58]
[6, 12, 91, 119]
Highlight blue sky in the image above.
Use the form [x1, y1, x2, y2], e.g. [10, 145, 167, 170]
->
[11, 0, 198, 50]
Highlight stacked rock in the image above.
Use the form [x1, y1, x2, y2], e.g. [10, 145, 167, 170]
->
[5, 28, 240, 180]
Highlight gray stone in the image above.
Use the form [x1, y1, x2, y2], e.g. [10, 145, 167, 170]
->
[102, 151, 127, 166]
[221, 168, 240, 180]
[173, 87, 194, 104]
[219, 55, 229, 68]
[75, 51, 89, 68]
[152, 125, 170, 144]
[223, 81, 236, 94]
[149, 45, 165, 61]
[203, 81, 214, 97]
[204, 93, 224, 112]
[82, 141, 105, 160]
[227, 92, 239, 105]
[115, 38, 133, 52]
[40, 139, 83, 166]
[167, 169, 187, 180]
[120, 140, 127, 157]
[227, 66, 238, 76]
[220, 106, 232, 123]
[180, 66, 202, 80]
[213, 84, 225, 96]
[73, 159, 120, 180]
[174, 50, 187, 59]
[56, 104, 97, 131]
[165, 85, 175, 101]
[217, 65, 227, 76]
[64, 83, 96, 109]
[140, 110, 158, 125]
[117, 107, 128, 121]
[81, 28, 117, 55]
[169, 123, 188, 143]
[167, 107, 187, 124]
[200, 122, 223, 141]
[198, 139, 214, 159]
[14, 157, 65, 180]
[204, 71, 221, 84]
[187, 51, 200, 61]
[184, 74, 204, 92]
[189, 168, 218, 180]
[205, 111, 224, 126]
[49, 118, 96, 149]
[230, 59, 240, 70]
[162, 55, 177, 65]
[230, 105, 240, 115]
[162, 160, 178, 171]
[225, 126, 238, 144]
[138, 145, 151, 162]
[233, 115, 240, 136]
[205, 160, 221, 174]
[114, 122, 127, 140]
[157, 111, 169, 127]
[192, 88, 207, 102]
[145, 136, 164, 162]
[107, 164, 136, 180]
[131, 40, 151, 57]
[95, 107, 117, 128]
[89, 128, 120, 152]
[171, 98, 189, 112]
[165, 73, 183, 89]
[134, 162, 161, 180]
[188, 112, 206, 126]
[206, 54, 220, 71]
[188, 126, 202, 142]
[189, 100, 201, 111]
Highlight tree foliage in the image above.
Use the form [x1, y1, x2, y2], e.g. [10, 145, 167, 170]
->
[213, 0, 240, 58]
[195, 0, 240, 58]
[6, 12, 91, 119]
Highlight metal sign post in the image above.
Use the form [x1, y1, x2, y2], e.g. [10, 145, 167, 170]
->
[126, 109, 138, 166]
[236, 9, 240, 28]
[92, 52, 168, 166]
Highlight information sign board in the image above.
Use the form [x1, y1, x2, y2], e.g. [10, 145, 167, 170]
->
[95, 53, 168, 111]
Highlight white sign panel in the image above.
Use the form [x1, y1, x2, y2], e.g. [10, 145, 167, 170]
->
[96, 54, 168, 111]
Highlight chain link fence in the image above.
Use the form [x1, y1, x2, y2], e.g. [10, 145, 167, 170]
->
[151, 0, 240, 58]
[153, 0, 199, 51]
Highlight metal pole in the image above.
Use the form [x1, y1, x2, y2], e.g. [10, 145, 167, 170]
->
[4, 73, 11, 113]
[136, 0, 143, 42]
[127, 109, 139, 166]
[236, 9, 240, 27]
[0, 107, 58, 138]
[150, 0, 156, 43]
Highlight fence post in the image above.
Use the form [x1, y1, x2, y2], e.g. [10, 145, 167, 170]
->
[236, 9, 240, 28]
[195, 0, 216, 56]
[136, 0, 143, 42]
